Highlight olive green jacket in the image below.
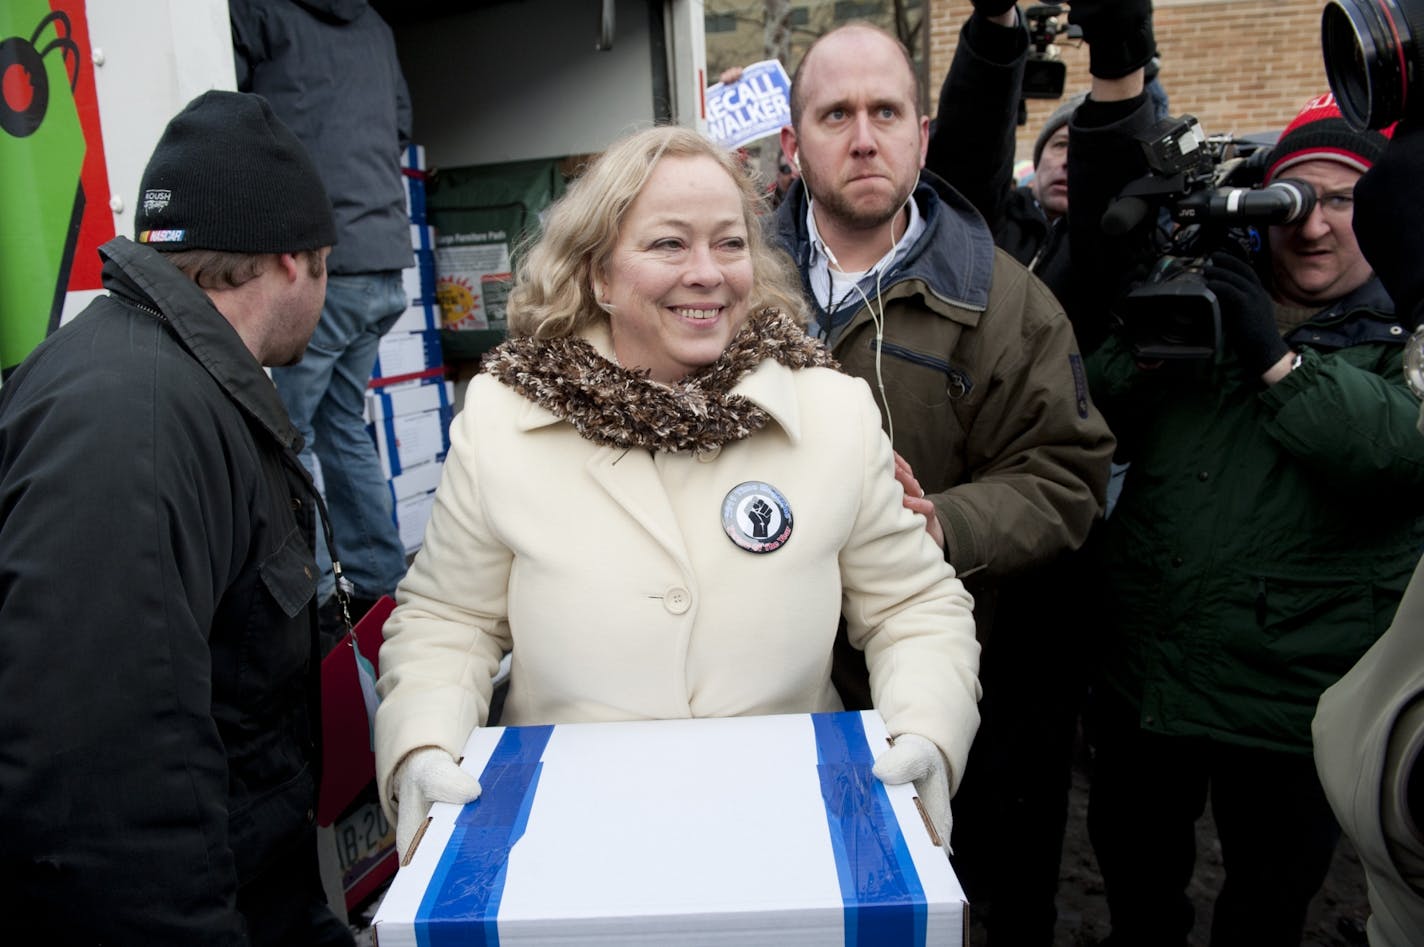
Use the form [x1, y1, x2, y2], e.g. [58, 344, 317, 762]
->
[774, 175, 1115, 587]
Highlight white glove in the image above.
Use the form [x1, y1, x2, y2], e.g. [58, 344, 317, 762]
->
[872, 732, 953, 851]
[394, 746, 483, 861]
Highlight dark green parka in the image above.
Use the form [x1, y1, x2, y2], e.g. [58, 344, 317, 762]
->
[1089, 279, 1424, 754]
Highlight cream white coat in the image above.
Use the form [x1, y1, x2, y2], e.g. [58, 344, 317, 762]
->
[374, 326, 981, 817]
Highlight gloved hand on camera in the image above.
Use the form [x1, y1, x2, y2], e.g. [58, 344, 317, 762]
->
[971, 0, 1018, 17]
[1354, 120, 1424, 328]
[872, 732, 953, 852]
[1067, 0, 1155, 80]
[1203, 250, 1291, 380]
[394, 746, 483, 861]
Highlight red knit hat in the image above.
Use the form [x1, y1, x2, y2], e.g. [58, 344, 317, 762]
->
[1265, 93, 1395, 182]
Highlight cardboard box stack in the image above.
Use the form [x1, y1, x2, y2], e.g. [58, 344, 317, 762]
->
[366, 380, 452, 552]
[365, 142, 452, 555]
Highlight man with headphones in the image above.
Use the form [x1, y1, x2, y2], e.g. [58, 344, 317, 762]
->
[774, 13, 1112, 638]
[771, 12, 1115, 942]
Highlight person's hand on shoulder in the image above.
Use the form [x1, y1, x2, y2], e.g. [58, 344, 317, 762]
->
[1354, 120, 1424, 327]
[893, 452, 946, 550]
[394, 746, 483, 861]
[1067, 0, 1155, 79]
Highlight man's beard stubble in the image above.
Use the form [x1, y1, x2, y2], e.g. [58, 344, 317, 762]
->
[799, 160, 914, 233]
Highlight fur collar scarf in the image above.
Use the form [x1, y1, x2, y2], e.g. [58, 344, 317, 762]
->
[481, 308, 837, 453]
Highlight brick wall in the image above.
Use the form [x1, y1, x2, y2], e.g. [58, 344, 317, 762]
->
[928, 0, 1330, 167]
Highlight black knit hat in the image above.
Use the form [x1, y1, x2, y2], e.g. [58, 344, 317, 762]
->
[1265, 93, 1395, 183]
[135, 90, 337, 253]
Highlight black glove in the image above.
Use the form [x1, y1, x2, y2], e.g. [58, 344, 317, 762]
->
[1068, 0, 1155, 80]
[971, 0, 1018, 16]
[1203, 251, 1290, 379]
[1354, 120, 1424, 328]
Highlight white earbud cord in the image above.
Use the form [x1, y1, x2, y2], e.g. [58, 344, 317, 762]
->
[825, 200, 906, 452]
[844, 272, 893, 451]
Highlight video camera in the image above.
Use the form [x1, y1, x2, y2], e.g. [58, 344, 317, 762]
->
[1104, 115, 1316, 360]
[1023, 4, 1078, 100]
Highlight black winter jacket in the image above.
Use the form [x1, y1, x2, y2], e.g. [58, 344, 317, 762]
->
[0, 238, 325, 943]
[926, 11, 1079, 342]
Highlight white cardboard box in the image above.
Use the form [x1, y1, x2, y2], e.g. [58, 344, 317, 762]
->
[411, 223, 437, 253]
[402, 252, 437, 304]
[387, 459, 444, 504]
[370, 406, 451, 480]
[373, 711, 967, 946]
[401, 143, 427, 172]
[389, 299, 440, 335]
[366, 378, 454, 425]
[393, 487, 437, 553]
[372, 329, 443, 384]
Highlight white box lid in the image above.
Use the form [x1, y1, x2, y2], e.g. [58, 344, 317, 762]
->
[373, 711, 965, 946]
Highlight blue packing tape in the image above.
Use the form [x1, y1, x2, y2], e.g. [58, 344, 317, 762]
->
[812, 712, 928, 947]
[415, 725, 555, 947]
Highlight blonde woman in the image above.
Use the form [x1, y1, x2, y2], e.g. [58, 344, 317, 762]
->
[374, 126, 981, 857]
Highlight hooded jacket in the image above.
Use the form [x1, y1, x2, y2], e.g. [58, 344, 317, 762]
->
[230, 0, 413, 275]
[772, 172, 1114, 589]
[0, 238, 324, 943]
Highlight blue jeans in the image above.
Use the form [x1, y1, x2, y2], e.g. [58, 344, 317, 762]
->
[272, 272, 410, 602]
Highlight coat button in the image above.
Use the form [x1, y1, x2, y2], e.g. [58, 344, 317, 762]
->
[697, 445, 721, 462]
[664, 587, 691, 614]
[1171, 556, 1184, 567]
[1197, 471, 1209, 482]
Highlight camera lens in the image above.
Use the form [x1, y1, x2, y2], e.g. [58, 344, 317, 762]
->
[1322, 0, 1424, 129]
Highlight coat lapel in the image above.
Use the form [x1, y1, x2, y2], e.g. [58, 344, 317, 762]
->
[515, 396, 693, 568]
[586, 444, 694, 574]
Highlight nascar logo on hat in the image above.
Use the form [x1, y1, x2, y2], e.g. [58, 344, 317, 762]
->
[137, 229, 186, 244]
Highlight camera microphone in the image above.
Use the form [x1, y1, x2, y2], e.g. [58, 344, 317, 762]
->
[1201, 179, 1317, 224]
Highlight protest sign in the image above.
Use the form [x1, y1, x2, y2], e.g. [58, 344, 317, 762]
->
[704, 59, 792, 150]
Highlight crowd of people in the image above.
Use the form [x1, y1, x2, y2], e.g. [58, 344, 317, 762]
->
[2, 0, 1424, 945]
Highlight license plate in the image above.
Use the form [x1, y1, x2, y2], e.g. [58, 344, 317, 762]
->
[335, 797, 397, 900]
